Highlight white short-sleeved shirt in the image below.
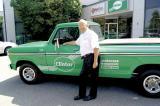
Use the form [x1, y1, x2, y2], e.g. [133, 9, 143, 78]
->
[76, 28, 99, 56]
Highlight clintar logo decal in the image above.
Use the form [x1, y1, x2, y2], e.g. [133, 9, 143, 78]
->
[108, 0, 128, 13]
[54, 57, 75, 72]
[113, 1, 122, 10]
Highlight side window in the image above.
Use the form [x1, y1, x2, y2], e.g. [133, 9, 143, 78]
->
[89, 25, 104, 41]
[54, 27, 79, 44]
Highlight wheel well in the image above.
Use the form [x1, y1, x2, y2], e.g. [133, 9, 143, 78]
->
[134, 64, 160, 77]
[4, 46, 11, 52]
[16, 60, 40, 71]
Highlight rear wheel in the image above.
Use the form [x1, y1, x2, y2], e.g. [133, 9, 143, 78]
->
[138, 70, 160, 98]
[19, 64, 41, 84]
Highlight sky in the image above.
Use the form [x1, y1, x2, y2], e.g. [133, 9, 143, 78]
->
[0, 0, 3, 11]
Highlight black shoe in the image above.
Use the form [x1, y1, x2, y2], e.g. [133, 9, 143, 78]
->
[83, 96, 96, 101]
[74, 96, 85, 100]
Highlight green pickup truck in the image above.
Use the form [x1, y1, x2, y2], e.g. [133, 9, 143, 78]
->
[9, 21, 160, 98]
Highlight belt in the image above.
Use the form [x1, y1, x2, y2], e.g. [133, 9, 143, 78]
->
[81, 53, 93, 59]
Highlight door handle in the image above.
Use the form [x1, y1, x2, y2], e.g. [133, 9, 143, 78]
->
[73, 48, 79, 51]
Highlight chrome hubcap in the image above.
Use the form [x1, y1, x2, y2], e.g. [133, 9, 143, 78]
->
[143, 75, 160, 94]
[22, 67, 36, 81]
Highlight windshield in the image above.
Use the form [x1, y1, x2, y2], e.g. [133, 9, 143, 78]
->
[89, 25, 104, 41]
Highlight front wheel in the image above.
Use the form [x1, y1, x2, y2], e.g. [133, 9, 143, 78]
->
[138, 70, 160, 98]
[19, 64, 41, 84]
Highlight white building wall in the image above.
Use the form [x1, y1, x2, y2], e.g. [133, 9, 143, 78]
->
[132, 0, 145, 38]
[129, 0, 134, 11]
[3, 0, 16, 43]
[81, 6, 93, 21]
[80, 0, 100, 5]
[82, 1, 107, 20]
[82, 0, 134, 18]
[82, 0, 145, 38]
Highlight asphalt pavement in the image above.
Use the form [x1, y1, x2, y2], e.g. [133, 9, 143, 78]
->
[0, 56, 160, 106]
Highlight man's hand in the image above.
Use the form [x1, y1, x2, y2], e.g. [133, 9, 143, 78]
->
[63, 42, 67, 45]
[93, 48, 99, 69]
[63, 41, 77, 45]
[93, 61, 98, 69]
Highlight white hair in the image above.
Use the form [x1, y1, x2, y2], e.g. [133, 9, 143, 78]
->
[79, 19, 88, 26]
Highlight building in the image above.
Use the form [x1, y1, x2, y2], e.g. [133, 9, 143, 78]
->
[2, 0, 16, 42]
[0, 11, 4, 41]
[2, 0, 160, 43]
[0, 11, 3, 16]
[82, 0, 160, 39]
[80, 0, 100, 5]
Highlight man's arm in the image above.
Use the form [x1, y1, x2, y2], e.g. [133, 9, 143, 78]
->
[93, 48, 99, 69]
[63, 41, 77, 45]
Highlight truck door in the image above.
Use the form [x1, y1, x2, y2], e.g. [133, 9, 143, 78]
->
[45, 27, 82, 76]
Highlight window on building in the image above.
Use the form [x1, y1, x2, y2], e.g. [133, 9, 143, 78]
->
[104, 18, 132, 39]
[144, 0, 160, 38]
[89, 25, 104, 40]
[118, 18, 132, 38]
[93, 17, 105, 37]
[0, 16, 3, 41]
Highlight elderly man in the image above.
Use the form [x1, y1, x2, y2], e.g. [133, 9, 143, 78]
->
[64, 19, 100, 101]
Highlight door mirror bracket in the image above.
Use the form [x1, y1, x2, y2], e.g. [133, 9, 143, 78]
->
[54, 38, 60, 50]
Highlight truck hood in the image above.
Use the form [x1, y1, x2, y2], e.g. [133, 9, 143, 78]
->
[9, 41, 48, 53]
[18, 41, 48, 47]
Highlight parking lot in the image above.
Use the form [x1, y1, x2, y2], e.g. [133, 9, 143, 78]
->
[0, 56, 160, 106]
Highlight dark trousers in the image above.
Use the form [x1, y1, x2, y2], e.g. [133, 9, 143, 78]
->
[79, 54, 100, 97]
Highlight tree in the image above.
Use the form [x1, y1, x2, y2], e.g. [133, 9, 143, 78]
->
[11, 0, 82, 40]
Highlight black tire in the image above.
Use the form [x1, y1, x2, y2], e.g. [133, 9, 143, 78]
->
[138, 70, 160, 98]
[19, 64, 41, 84]
[4, 47, 11, 55]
